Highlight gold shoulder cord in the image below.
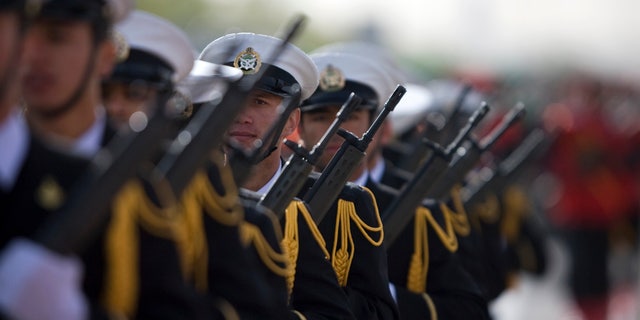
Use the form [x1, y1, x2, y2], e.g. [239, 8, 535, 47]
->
[292, 310, 308, 320]
[102, 180, 141, 317]
[501, 185, 529, 243]
[421, 293, 438, 320]
[331, 187, 384, 287]
[406, 202, 459, 293]
[447, 184, 471, 237]
[406, 206, 430, 294]
[240, 206, 291, 284]
[282, 200, 329, 294]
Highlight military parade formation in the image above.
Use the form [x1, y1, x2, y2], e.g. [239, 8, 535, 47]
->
[1, 0, 638, 319]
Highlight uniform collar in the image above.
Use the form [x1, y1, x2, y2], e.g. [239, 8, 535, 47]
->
[369, 156, 386, 183]
[0, 110, 29, 191]
[256, 160, 283, 195]
[70, 106, 107, 158]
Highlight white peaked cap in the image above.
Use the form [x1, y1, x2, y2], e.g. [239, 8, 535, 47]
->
[311, 41, 409, 87]
[303, 51, 396, 111]
[198, 32, 319, 101]
[115, 10, 195, 82]
[388, 82, 434, 136]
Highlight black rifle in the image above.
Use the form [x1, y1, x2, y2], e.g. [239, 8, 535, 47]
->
[304, 85, 407, 224]
[259, 93, 361, 218]
[382, 102, 490, 247]
[227, 85, 303, 187]
[154, 15, 307, 197]
[396, 83, 472, 172]
[426, 103, 526, 201]
[34, 89, 183, 255]
[462, 128, 548, 207]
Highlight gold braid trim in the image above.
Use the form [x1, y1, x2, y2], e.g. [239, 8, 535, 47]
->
[331, 188, 384, 287]
[240, 222, 290, 277]
[332, 199, 356, 287]
[448, 185, 471, 237]
[292, 310, 308, 320]
[501, 185, 529, 243]
[421, 293, 438, 320]
[213, 297, 241, 320]
[424, 205, 459, 252]
[134, 176, 195, 279]
[192, 170, 244, 227]
[406, 208, 429, 293]
[282, 200, 329, 295]
[102, 181, 140, 317]
[179, 173, 212, 291]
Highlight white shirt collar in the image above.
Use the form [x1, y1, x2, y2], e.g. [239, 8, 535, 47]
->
[70, 107, 106, 158]
[0, 110, 29, 191]
[352, 169, 370, 187]
[369, 157, 386, 183]
[256, 161, 283, 195]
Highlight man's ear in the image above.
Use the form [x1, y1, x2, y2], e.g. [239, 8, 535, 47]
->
[283, 108, 300, 138]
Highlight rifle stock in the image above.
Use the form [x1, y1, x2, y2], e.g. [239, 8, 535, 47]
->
[382, 102, 490, 247]
[259, 93, 361, 217]
[304, 85, 407, 224]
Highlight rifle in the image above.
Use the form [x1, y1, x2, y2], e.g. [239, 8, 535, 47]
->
[303, 85, 407, 224]
[426, 103, 526, 201]
[34, 89, 185, 255]
[258, 93, 361, 218]
[462, 128, 548, 207]
[396, 83, 472, 172]
[382, 102, 490, 247]
[154, 15, 307, 197]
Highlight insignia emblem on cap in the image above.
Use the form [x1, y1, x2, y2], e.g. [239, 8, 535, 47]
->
[319, 64, 345, 92]
[36, 175, 65, 211]
[233, 47, 261, 74]
[113, 31, 129, 63]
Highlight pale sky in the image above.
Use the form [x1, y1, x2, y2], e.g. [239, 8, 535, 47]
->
[201, 0, 640, 81]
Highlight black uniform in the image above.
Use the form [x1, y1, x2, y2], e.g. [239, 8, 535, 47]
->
[299, 173, 400, 320]
[366, 177, 491, 320]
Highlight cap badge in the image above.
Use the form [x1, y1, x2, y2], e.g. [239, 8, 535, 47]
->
[319, 64, 345, 92]
[113, 31, 130, 63]
[36, 175, 65, 211]
[234, 47, 262, 74]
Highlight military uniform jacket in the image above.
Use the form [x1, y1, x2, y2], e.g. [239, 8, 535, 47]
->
[365, 177, 490, 320]
[299, 173, 399, 320]
[238, 187, 356, 320]
[0, 121, 215, 319]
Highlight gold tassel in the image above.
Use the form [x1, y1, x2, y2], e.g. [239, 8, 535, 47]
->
[282, 200, 331, 295]
[102, 181, 140, 317]
[448, 185, 471, 237]
[332, 199, 356, 287]
[406, 209, 429, 293]
[501, 185, 529, 243]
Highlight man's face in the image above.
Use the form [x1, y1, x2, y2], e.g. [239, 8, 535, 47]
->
[298, 105, 372, 170]
[103, 81, 158, 127]
[227, 89, 291, 152]
[21, 19, 114, 113]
